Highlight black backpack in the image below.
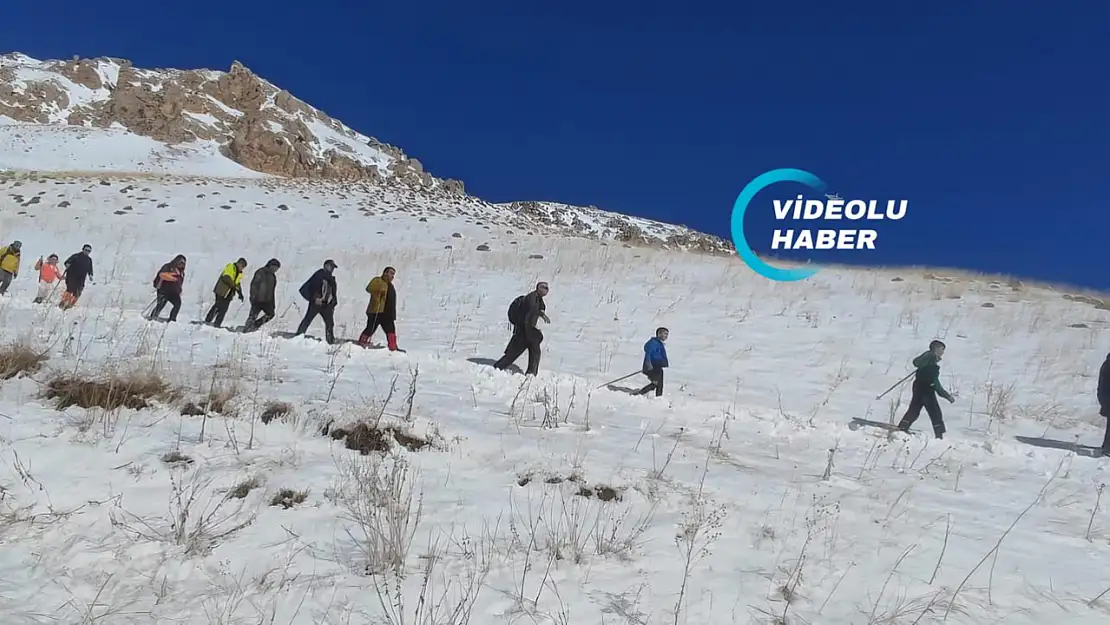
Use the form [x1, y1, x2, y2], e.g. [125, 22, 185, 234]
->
[507, 294, 526, 325]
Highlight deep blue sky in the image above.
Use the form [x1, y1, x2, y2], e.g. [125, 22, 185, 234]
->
[4, 1, 1108, 287]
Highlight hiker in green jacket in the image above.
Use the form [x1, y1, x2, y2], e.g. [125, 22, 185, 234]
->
[897, 339, 955, 439]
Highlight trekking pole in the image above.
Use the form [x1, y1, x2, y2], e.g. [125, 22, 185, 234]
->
[141, 297, 158, 318]
[597, 371, 642, 389]
[875, 371, 914, 400]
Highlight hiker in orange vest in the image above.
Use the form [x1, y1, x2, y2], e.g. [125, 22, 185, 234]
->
[32, 254, 63, 303]
[148, 255, 187, 322]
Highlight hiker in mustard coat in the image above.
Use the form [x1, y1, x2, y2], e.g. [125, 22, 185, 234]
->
[358, 266, 401, 351]
[205, 257, 247, 328]
[0, 240, 23, 295]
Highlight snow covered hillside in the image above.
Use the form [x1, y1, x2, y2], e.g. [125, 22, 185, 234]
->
[1, 167, 1110, 625]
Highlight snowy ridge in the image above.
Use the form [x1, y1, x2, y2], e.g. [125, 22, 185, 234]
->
[1, 170, 1110, 625]
[0, 53, 428, 187]
[0, 52, 735, 255]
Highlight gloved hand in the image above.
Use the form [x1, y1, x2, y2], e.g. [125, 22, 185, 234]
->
[238, 291, 244, 301]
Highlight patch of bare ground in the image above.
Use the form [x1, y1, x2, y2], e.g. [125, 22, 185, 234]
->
[180, 385, 239, 417]
[0, 342, 48, 380]
[516, 471, 623, 501]
[43, 372, 180, 410]
[160, 450, 193, 467]
[259, 401, 293, 424]
[324, 421, 434, 453]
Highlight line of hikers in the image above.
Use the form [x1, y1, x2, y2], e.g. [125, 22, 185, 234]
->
[143, 260, 673, 397]
[0, 240, 96, 310]
[144, 255, 403, 351]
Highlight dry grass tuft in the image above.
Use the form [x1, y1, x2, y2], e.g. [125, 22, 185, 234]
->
[270, 488, 309, 509]
[0, 343, 48, 380]
[228, 476, 262, 499]
[43, 372, 179, 410]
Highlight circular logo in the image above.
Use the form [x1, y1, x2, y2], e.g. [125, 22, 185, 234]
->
[730, 168, 827, 281]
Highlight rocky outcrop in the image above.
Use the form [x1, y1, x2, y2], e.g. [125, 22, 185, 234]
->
[0, 53, 455, 192]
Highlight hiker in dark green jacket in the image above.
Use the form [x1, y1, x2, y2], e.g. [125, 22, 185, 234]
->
[897, 340, 955, 439]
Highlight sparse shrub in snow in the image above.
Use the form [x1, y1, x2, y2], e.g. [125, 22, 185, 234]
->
[507, 480, 656, 565]
[335, 450, 424, 576]
[109, 469, 258, 557]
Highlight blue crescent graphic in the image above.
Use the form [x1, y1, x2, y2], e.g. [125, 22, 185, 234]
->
[730, 168, 827, 281]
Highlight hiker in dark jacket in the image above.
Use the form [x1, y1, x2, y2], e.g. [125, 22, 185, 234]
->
[204, 257, 247, 328]
[635, 327, 670, 397]
[1096, 352, 1110, 455]
[358, 266, 401, 351]
[494, 281, 550, 375]
[897, 340, 955, 439]
[60, 244, 94, 310]
[294, 259, 338, 344]
[149, 254, 187, 322]
[244, 258, 280, 331]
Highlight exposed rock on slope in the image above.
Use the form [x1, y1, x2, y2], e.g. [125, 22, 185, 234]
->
[0, 53, 463, 193]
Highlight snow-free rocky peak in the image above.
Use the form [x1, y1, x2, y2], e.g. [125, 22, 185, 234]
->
[0, 52, 463, 192]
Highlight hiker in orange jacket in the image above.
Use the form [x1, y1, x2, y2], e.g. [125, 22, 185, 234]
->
[33, 254, 63, 303]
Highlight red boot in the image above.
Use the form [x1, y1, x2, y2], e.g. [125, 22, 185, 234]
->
[357, 332, 372, 346]
[386, 332, 399, 351]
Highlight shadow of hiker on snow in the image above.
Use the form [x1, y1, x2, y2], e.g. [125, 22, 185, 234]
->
[606, 385, 644, 395]
[466, 357, 522, 375]
[1014, 435, 1105, 458]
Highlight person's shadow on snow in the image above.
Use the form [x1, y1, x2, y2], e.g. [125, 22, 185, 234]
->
[467, 357, 522, 375]
[1014, 435, 1104, 458]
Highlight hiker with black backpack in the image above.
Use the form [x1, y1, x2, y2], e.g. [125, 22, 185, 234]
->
[494, 282, 550, 375]
[294, 259, 338, 344]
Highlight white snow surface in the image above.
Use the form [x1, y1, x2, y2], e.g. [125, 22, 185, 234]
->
[0, 125, 270, 178]
[0, 171, 1109, 625]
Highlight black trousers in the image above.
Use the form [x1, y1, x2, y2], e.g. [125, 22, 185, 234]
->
[205, 294, 235, 327]
[636, 368, 664, 397]
[494, 327, 542, 375]
[151, 291, 182, 321]
[362, 313, 396, 337]
[1102, 418, 1110, 451]
[245, 300, 276, 329]
[296, 303, 335, 343]
[897, 379, 945, 438]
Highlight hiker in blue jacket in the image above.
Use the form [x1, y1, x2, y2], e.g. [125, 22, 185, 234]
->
[635, 327, 669, 397]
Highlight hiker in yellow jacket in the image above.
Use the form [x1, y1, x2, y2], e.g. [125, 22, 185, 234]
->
[0, 240, 23, 295]
[204, 257, 247, 328]
[357, 266, 402, 351]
